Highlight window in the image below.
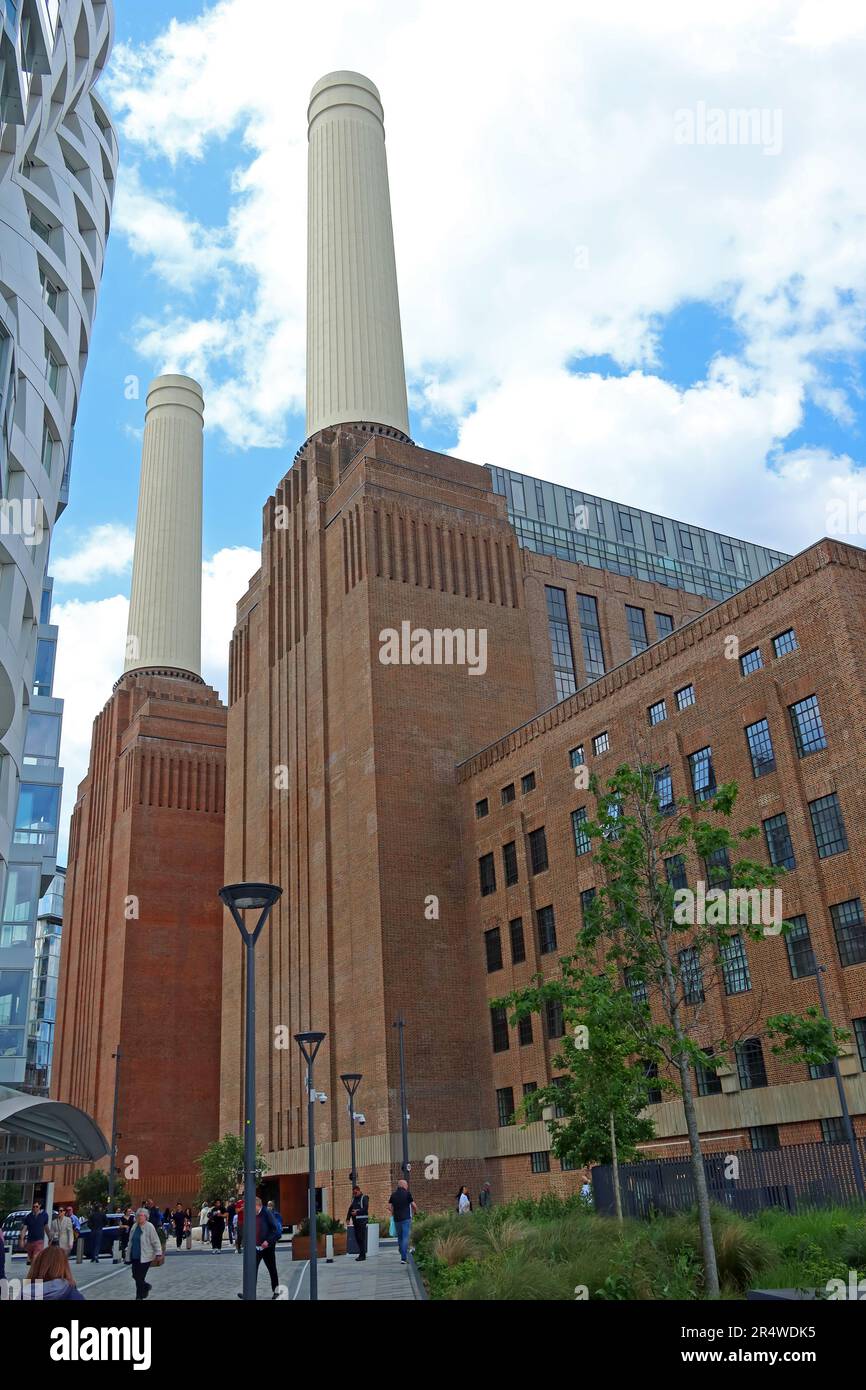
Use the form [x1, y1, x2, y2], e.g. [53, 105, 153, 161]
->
[23, 712, 60, 766]
[45, 347, 60, 395]
[0, 970, 29, 1059]
[551, 1076, 568, 1118]
[696, 1050, 722, 1097]
[745, 719, 776, 777]
[721, 935, 751, 995]
[626, 605, 648, 655]
[528, 827, 549, 875]
[643, 1060, 662, 1105]
[648, 698, 667, 726]
[688, 746, 716, 801]
[33, 638, 56, 696]
[809, 1060, 835, 1081]
[773, 629, 798, 658]
[625, 968, 648, 1007]
[679, 947, 704, 1005]
[30, 210, 52, 244]
[576, 593, 606, 679]
[490, 1006, 510, 1053]
[545, 998, 565, 1038]
[496, 1087, 515, 1127]
[820, 1117, 847, 1144]
[579, 887, 596, 928]
[785, 916, 816, 980]
[572, 807, 591, 856]
[546, 587, 577, 701]
[502, 841, 519, 887]
[736, 1038, 768, 1090]
[484, 928, 503, 973]
[676, 684, 696, 711]
[809, 794, 847, 859]
[853, 1017, 866, 1071]
[764, 813, 795, 871]
[475, 798, 489, 819]
[530, 1151, 551, 1174]
[521, 772, 536, 794]
[518, 1015, 533, 1046]
[1, 864, 40, 950]
[523, 1081, 538, 1098]
[39, 267, 60, 312]
[830, 899, 866, 968]
[41, 422, 56, 474]
[14, 784, 60, 852]
[789, 695, 827, 757]
[561, 1157, 576, 1172]
[593, 731, 609, 756]
[740, 648, 763, 676]
[479, 853, 496, 897]
[569, 746, 585, 769]
[665, 855, 687, 890]
[652, 518, 667, 547]
[537, 905, 557, 955]
[509, 917, 526, 964]
[654, 765, 674, 815]
[704, 846, 731, 891]
[750, 1125, 780, 1151]
[655, 612, 674, 639]
[501, 783, 515, 805]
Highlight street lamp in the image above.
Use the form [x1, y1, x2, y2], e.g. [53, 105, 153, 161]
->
[108, 1048, 121, 1209]
[295, 1031, 326, 1302]
[220, 882, 282, 1302]
[392, 1017, 410, 1176]
[814, 964, 865, 1197]
[340, 1073, 363, 1190]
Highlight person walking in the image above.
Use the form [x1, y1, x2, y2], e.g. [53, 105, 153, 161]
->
[226, 1199, 236, 1246]
[346, 1186, 370, 1261]
[387, 1178, 417, 1264]
[235, 1195, 280, 1300]
[456, 1186, 472, 1215]
[172, 1203, 186, 1250]
[199, 1201, 211, 1244]
[118, 1208, 134, 1260]
[50, 1207, 75, 1253]
[124, 1208, 162, 1301]
[145, 1200, 162, 1232]
[87, 1204, 105, 1263]
[208, 1201, 226, 1252]
[479, 1182, 493, 1210]
[21, 1201, 49, 1266]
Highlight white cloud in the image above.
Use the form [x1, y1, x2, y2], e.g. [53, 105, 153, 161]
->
[52, 523, 135, 586]
[103, 0, 866, 549]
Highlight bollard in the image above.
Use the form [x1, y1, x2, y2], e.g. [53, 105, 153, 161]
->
[75, 1236, 84, 1265]
[325, 1234, 334, 1263]
[112, 1240, 120, 1264]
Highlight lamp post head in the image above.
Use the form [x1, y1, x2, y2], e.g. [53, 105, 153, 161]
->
[340, 1072, 362, 1097]
[295, 1031, 326, 1066]
[219, 883, 282, 946]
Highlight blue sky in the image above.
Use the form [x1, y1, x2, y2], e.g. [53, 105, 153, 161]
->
[51, 0, 866, 851]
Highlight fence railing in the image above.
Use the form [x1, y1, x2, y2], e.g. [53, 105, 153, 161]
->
[592, 1138, 866, 1219]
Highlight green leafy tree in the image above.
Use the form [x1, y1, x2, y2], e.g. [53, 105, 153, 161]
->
[0, 1181, 23, 1221]
[197, 1133, 269, 1204]
[74, 1168, 132, 1215]
[766, 1007, 849, 1069]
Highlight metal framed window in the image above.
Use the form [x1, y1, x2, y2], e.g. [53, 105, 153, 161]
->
[809, 1060, 834, 1081]
[502, 841, 519, 887]
[576, 593, 606, 679]
[654, 765, 674, 814]
[572, 807, 591, 856]
[740, 648, 763, 676]
[750, 1125, 780, 1150]
[545, 998, 565, 1037]
[648, 698, 667, 726]
[528, 826, 549, 875]
[484, 927, 503, 973]
[721, 934, 751, 995]
[688, 746, 716, 801]
[705, 846, 731, 891]
[789, 695, 827, 757]
[821, 1117, 848, 1145]
[475, 798, 489, 819]
[809, 793, 847, 858]
[643, 1060, 662, 1104]
[665, 855, 687, 890]
[530, 1151, 550, 1174]
[830, 898, 866, 968]
[593, 731, 609, 756]
[696, 1050, 722, 1097]
[625, 968, 648, 1006]
[580, 887, 596, 927]
[537, 905, 557, 955]
[745, 718, 775, 777]
[546, 586, 577, 701]
[773, 629, 798, 658]
[853, 1017, 866, 1071]
[676, 684, 696, 711]
[521, 771, 536, 794]
[569, 745, 585, 769]
[479, 853, 496, 896]
[784, 915, 816, 980]
[501, 783, 515, 805]
[518, 1015, 533, 1046]
[490, 1006, 510, 1053]
[764, 812, 795, 870]
[678, 947, 705, 1004]
[625, 604, 648, 655]
[496, 1087, 515, 1127]
[736, 1037, 768, 1090]
[509, 917, 526, 964]
[655, 612, 674, 639]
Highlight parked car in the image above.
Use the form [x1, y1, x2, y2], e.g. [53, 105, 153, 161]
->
[1, 1209, 30, 1254]
[76, 1212, 127, 1257]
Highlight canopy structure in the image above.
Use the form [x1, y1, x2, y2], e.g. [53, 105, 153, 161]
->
[0, 1084, 107, 1168]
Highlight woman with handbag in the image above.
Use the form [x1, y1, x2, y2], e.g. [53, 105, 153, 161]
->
[123, 1208, 163, 1300]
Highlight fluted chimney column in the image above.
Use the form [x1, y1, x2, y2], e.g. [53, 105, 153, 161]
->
[125, 374, 204, 678]
[306, 71, 410, 440]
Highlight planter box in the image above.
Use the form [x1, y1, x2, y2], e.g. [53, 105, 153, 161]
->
[347, 1222, 380, 1256]
[292, 1232, 347, 1260]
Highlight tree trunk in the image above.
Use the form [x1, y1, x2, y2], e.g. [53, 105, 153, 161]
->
[677, 1048, 720, 1298]
[610, 1110, 623, 1224]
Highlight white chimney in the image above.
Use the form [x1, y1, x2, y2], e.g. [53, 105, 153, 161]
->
[306, 71, 410, 440]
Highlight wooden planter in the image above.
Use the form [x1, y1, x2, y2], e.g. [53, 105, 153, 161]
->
[291, 1232, 347, 1260]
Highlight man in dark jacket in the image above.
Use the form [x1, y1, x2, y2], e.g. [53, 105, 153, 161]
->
[87, 1205, 105, 1263]
[236, 1196, 280, 1299]
[346, 1186, 370, 1261]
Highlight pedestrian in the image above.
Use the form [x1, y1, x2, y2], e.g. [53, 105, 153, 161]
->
[234, 1196, 243, 1253]
[20, 1200, 49, 1265]
[456, 1186, 472, 1215]
[20, 1245, 84, 1301]
[209, 1201, 225, 1252]
[172, 1202, 186, 1249]
[87, 1203, 105, 1263]
[123, 1207, 163, 1301]
[235, 1195, 280, 1300]
[0, 1223, 6, 1283]
[146, 1200, 162, 1231]
[119, 1208, 134, 1259]
[267, 1200, 283, 1245]
[199, 1201, 211, 1244]
[50, 1207, 75, 1253]
[162, 1206, 172, 1233]
[479, 1181, 493, 1210]
[227, 1198, 237, 1246]
[346, 1185, 369, 1261]
[387, 1178, 417, 1264]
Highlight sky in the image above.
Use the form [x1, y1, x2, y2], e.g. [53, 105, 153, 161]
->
[51, 0, 866, 857]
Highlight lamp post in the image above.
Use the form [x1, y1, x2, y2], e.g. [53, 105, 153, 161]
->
[295, 1031, 326, 1301]
[393, 1017, 410, 1176]
[815, 964, 865, 1197]
[340, 1073, 363, 1189]
[107, 1047, 121, 1208]
[219, 882, 282, 1301]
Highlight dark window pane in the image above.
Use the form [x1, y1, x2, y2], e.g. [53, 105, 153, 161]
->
[789, 695, 827, 757]
[537, 905, 557, 955]
[678, 947, 704, 1004]
[745, 718, 776, 777]
[479, 853, 496, 897]
[784, 915, 816, 980]
[626, 604, 648, 656]
[572, 807, 591, 856]
[484, 927, 503, 973]
[475, 798, 489, 819]
[750, 1125, 779, 1150]
[509, 917, 526, 964]
[501, 783, 515, 805]
[496, 1087, 515, 1127]
[546, 586, 577, 701]
[764, 813, 795, 870]
[528, 827, 549, 875]
[688, 746, 716, 801]
[576, 593, 606, 679]
[503, 841, 519, 886]
[655, 612, 674, 639]
[491, 1006, 510, 1053]
[518, 1015, 533, 1046]
[737, 1038, 768, 1090]
[809, 793, 847, 858]
[522, 772, 536, 794]
[831, 899, 866, 968]
[721, 934, 751, 995]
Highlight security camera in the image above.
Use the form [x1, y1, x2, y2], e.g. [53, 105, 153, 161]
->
[356, 1113, 366, 1126]
[318, 1092, 327, 1104]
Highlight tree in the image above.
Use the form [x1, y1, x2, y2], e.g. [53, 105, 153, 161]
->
[196, 1133, 269, 1204]
[74, 1167, 132, 1215]
[0, 1180, 23, 1221]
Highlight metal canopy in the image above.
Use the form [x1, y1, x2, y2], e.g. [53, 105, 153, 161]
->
[0, 1085, 108, 1162]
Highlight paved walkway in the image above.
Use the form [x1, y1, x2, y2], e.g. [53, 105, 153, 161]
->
[6, 1238, 419, 1302]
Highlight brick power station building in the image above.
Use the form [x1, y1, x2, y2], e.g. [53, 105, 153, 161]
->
[52, 73, 866, 1220]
